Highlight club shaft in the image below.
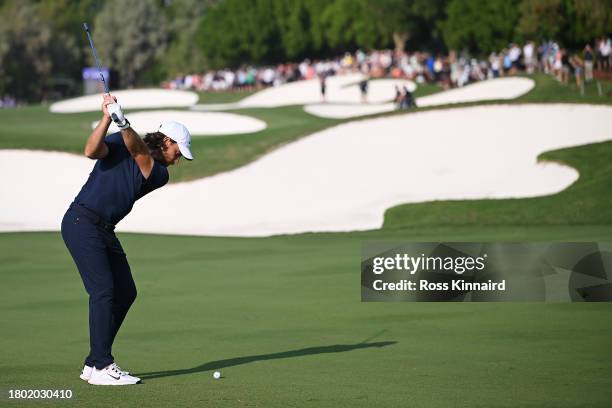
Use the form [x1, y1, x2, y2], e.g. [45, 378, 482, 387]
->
[83, 23, 109, 94]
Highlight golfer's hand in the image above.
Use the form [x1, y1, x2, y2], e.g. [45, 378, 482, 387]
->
[101, 94, 117, 119]
[107, 102, 130, 130]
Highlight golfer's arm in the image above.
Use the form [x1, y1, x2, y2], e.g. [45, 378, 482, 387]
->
[84, 116, 111, 159]
[120, 127, 154, 179]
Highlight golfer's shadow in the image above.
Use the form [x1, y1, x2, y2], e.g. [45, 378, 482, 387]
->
[137, 341, 396, 380]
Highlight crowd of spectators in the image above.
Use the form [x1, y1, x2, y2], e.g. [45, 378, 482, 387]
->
[3, 37, 608, 109]
[163, 36, 612, 95]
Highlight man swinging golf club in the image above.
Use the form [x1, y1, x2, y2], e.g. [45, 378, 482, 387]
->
[61, 94, 193, 385]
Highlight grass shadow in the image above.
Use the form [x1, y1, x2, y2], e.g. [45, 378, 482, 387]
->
[137, 340, 396, 380]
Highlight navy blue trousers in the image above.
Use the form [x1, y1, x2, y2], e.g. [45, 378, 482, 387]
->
[61, 205, 137, 369]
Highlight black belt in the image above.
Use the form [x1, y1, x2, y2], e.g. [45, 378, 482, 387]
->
[69, 203, 116, 232]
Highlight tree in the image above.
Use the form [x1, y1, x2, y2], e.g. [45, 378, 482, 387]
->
[304, 0, 329, 55]
[368, 0, 447, 53]
[442, 0, 519, 54]
[0, 1, 59, 101]
[565, 0, 612, 47]
[321, 0, 386, 52]
[162, 0, 215, 76]
[320, 0, 446, 55]
[196, 1, 241, 69]
[517, 0, 611, 48]
[39, 0, 101, 94]
[93, 0, 168, 87]
[274, 0, 312, 59]
[196, 0, 283, 68]
[517, 0, 566, 42]
[195, 0, 449, 66]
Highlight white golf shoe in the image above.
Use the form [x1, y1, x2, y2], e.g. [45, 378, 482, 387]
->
[87, 363, 141, 385]
[80, 365, 93, 381]
[80, 363, 130, 381]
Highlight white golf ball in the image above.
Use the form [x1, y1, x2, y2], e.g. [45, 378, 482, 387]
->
[213, 371, 221, 379]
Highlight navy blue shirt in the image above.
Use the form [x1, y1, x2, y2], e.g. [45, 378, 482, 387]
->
[73, 132, 169, 225]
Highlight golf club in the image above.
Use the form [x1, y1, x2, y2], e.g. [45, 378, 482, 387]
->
[82, 22, 109, 94]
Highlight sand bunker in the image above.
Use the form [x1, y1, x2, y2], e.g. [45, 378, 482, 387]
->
[191, 74, 416, 109]
[1, 104, 610, 236]
[93, 110, 266, 135]
[50, 89, 199, 113]
[0, 150, 95, 231]
[304, 103, 395, 119]
[304, 77, 535, 119]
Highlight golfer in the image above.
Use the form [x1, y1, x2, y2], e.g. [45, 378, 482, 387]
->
[61, 94, 193, 385]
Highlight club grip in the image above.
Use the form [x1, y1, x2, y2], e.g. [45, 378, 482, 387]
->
[83, 22, 90, 32]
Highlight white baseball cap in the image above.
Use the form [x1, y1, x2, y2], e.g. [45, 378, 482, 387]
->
[158, 121, 193, 160]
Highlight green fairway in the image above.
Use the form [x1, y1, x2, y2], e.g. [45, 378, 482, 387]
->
[196, 89, 256, 104]
[2, 75, 612, 407]
[1, 229, 612, 408]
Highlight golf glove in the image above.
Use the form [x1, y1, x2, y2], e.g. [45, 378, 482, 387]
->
[108, 103, 130, 130]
